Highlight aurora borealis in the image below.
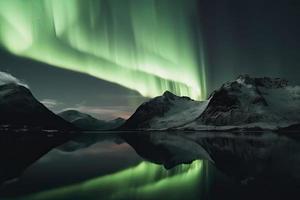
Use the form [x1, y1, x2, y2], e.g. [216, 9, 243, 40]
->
[0, 0, 207, 100]
[1, 0, 299, 117]
[17, 160, 206, 200]
[1, 0, 300, 199]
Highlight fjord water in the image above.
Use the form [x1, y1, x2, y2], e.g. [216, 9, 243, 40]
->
[0, 131, 299, 200]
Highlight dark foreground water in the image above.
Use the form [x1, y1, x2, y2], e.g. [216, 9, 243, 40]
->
[0, 131, 299, 200]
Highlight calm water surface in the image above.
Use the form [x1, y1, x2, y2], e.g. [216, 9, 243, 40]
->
[0, 131, 299, 200]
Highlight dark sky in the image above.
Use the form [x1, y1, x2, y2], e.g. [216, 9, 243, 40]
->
[197, 0, 300, 91]
[0, 0, 299, 119]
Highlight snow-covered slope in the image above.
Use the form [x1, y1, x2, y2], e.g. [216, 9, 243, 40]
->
[120, 91, 209, 130]
[122, 75, 300, 131]
[183, 75, 300, 130]
[59, 110, 125, 130]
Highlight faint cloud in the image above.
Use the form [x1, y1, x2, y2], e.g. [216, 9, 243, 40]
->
[41, 99, 63, 109]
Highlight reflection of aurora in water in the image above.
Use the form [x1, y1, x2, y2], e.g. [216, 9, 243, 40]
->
[18, 160, 207, 200]
[0, 0, 207, 100]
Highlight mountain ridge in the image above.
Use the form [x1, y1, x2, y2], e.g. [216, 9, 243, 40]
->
[121, 75, 300, 131]
[58, 109, 125, 130]
[120, 90, 209, 130]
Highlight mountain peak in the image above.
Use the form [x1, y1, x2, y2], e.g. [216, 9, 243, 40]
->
[162, 91, 177, 99]
[112, 117, 125, 122]
[58, 109, 95, 123]
[58, 110, 125, 130]
[193, 75, 298, 127]
[0, 83, 75, 130]
[236, 74, 252, 84]
[120, 75, 300, 131]
[235, 74, 288, 89]
[120, 90, 207, 130]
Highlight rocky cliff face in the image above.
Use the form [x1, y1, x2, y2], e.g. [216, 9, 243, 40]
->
[188, 75, 300, 129]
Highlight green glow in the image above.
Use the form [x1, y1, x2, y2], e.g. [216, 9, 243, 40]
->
[17, 160, 204, 200]
[0, 0, 207, 99]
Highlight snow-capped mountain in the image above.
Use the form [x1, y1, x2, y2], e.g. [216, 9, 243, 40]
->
[120, 91, 209, 130]
[184, 75, 300, 130]
[121, 75, 300, 131]
[58, 110, 125, 130]
[0, 83, 75, 130]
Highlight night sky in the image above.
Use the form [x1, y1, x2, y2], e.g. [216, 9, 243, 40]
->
[0, 0, 299, 120]
[198, 0, 300, 91]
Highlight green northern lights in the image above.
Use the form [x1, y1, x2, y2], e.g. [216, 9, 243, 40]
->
[0, 0, 207, 100]
[17, 160, 204, 200]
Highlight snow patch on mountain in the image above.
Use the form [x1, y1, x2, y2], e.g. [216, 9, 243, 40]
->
[182, 75, 300, 130]
[0, 71, 28, 88]
[120, 91, 209, 130]
[149, 97, 209, 129]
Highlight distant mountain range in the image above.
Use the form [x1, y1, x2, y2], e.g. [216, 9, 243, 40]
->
[1, 74, 299, 132]
[58, 110, 125, 130]
[121, 75, 300, 131]
[0, 83, 75, 131]
[0, 82, 125, 131]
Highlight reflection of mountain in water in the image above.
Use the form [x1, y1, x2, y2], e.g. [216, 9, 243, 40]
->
[122, 132, 212, 169]
[0, 132, 73, 183]
[123, 132, 300, 182]
[17, 160, 207, 200]
[122, 132, 300, 199]
[1, 131, 299, 200]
